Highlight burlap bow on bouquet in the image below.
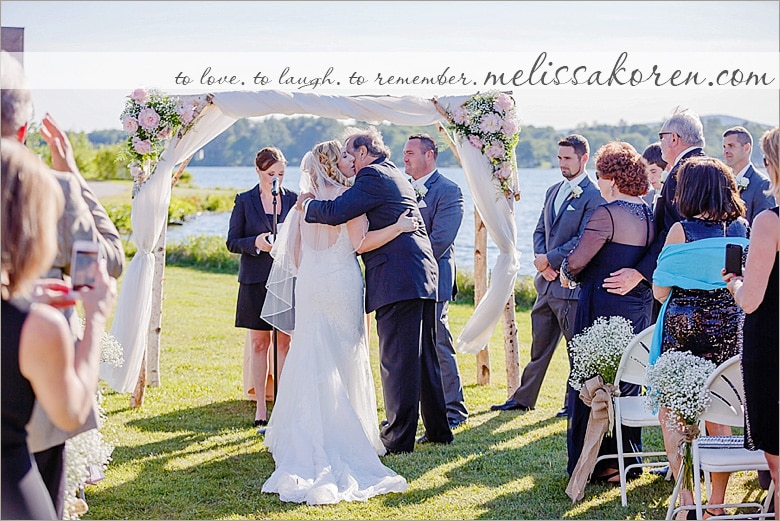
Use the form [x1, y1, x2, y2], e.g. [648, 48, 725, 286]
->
[566, 375, 621, 502]
[564, 316, 635, 502]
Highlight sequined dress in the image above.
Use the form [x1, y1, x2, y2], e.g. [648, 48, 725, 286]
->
[660, 218, 748, 364]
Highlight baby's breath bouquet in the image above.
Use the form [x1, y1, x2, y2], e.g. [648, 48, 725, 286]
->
[568, 316, 635, 391]
[63, 324, 125, 519]
[645, 350, 716, 492]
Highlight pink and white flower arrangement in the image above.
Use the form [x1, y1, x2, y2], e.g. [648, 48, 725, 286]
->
[445, 91, 521, 198]
[120, 88, 201, 196]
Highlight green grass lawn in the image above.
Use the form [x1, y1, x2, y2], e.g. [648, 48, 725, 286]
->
[87, 266, 767, 520]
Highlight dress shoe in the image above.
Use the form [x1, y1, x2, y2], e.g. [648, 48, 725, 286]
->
[380, 419, 389, 428]
[490, 399, 531, 411]
[382, 446, 411, 456]
[448, 419, 466, 430]
[555, 406, 569, 418]
[416, 433, 453, 445]
[256, 427, 267, 436]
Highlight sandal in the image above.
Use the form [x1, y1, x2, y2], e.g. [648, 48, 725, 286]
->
[592, 469, 621, 484]
[703, 509, 725, 519]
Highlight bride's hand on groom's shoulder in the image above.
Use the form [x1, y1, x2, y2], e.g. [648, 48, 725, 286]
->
[396, 209, 419, 233]
[295, 192, 315, 211]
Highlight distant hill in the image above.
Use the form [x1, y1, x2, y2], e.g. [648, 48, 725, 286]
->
[86, 115, 773, 170]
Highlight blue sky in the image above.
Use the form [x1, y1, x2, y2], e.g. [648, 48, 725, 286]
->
[2, 1, 778, 131]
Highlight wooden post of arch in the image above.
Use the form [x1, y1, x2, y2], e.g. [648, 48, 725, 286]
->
[435, 118, 520, 389]
[130, 155, 194, 408]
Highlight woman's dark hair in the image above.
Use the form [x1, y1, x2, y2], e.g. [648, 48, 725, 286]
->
[675, 157, 745, 220]
[594, 141, 649, 197]
[255, 147, 286, 171]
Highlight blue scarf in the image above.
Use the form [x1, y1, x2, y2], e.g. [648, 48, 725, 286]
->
[648, 236, 749, 365]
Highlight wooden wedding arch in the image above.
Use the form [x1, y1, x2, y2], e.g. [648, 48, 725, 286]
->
[98, 90, 522, 407]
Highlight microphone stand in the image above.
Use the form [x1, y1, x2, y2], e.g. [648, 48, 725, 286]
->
[271, 181, 279, 403]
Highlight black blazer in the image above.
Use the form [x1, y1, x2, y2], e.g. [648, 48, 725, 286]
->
[306, 157, 438, 312]
[226, 185, 297, 284]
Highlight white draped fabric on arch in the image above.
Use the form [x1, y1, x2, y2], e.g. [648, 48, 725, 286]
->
[100, 90, 521, 393]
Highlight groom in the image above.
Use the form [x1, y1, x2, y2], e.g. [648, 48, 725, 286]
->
[298, 126, 453, 454]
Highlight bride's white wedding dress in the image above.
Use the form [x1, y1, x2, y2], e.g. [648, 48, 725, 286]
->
[261, 217, 408, 505]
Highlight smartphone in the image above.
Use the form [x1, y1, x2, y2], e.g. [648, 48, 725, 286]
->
[70, 240, 101, 290]
[725, 243, 743, 276]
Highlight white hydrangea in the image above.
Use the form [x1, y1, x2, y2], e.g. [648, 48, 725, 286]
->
[568, 316, 635, 391]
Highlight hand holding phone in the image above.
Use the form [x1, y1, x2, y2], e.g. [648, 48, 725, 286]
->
[724, 243, 743, 276]
[71, 241, 101, 291]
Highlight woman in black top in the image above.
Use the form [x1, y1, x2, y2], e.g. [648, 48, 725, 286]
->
[1, 139, 115, 519]
[227, 147, 297, 428]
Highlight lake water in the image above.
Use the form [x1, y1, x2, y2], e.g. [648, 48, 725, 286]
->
[167, 166, 565, 277]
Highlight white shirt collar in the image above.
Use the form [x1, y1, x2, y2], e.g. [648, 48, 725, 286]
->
[566, 171, 589, 188]
[734, 163, 751, 182]
[411, 169, 436, 189]
[673, 146, 700, 169]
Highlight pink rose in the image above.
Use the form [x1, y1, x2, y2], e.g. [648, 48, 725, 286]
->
[178, 106, 195, 125]
[485, 141, 506, 159]
[132, 137, 152, 155]
[129, 162, 144, 178]
[138, 107, 161, 131]
[495, 163, 513, 179]
[122, 115, 138, 133]
[479, 113, 503, 134]
[452, 106, 469, 125]
[468, 135, 483, 150]
[157, 127, 172, 140]
[131, 88, 149, 103]
[494, 93, 514, 112]
[502, 118, 519, 136]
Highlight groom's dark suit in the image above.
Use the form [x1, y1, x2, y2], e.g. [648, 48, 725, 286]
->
[305, 157, 452, 453]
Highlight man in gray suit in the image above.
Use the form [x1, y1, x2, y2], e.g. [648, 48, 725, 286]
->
[403, 134, 467, 430]
[723, 126, 775, 224]
[492, 135, 604, 417]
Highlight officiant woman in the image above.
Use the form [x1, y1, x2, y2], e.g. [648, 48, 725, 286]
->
[226, 147, 297, 428]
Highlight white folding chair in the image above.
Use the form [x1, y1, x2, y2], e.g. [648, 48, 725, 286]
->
[667, 355, 773, 520]
[594, 324, 669, 507]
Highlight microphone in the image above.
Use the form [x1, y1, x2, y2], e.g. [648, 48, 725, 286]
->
[271, 178, 280, 196]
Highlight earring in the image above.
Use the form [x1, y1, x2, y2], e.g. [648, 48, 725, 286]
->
[610, 185, 614, 196]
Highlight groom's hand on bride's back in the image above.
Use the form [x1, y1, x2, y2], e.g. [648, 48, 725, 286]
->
[296, 192, 315, 212]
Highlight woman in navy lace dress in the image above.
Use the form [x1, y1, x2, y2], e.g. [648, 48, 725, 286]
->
[561, 142, 655, 483]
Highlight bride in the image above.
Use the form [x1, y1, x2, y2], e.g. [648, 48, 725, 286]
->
[260, 140, 414, 505]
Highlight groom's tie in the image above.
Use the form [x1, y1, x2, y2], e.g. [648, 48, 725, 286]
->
[553, 182, 571, 216]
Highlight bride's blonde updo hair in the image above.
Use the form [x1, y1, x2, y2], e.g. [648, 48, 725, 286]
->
[302, 140, 353, 195]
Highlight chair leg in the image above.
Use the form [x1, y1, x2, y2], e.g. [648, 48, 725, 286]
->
[667, 459, 687, 520]
[616, 420, 628, 507]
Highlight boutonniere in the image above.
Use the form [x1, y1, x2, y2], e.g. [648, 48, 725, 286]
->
[569, 185, 583, 199]
[737, 177, 749, 191]
[660, 170, 670, 184]
[415, 185, 429, 199]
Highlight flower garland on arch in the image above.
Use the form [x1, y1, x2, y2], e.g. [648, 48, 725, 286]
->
[120, 89, 208, 197]
[438, 91, 521, 199]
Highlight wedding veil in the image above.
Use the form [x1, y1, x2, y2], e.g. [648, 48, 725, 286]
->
[260, 144, 366, 333]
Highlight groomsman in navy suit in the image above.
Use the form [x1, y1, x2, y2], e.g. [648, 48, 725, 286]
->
[300, 127, 452, 454]
[492, 135, 603, 417]
[403, 134, 467, 430]
[722, 126, 775, 224]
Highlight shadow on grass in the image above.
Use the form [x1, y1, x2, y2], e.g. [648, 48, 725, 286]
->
[91, 397, 679, 519]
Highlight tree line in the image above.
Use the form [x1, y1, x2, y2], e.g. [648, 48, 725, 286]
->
[26, 115, 771, 180]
